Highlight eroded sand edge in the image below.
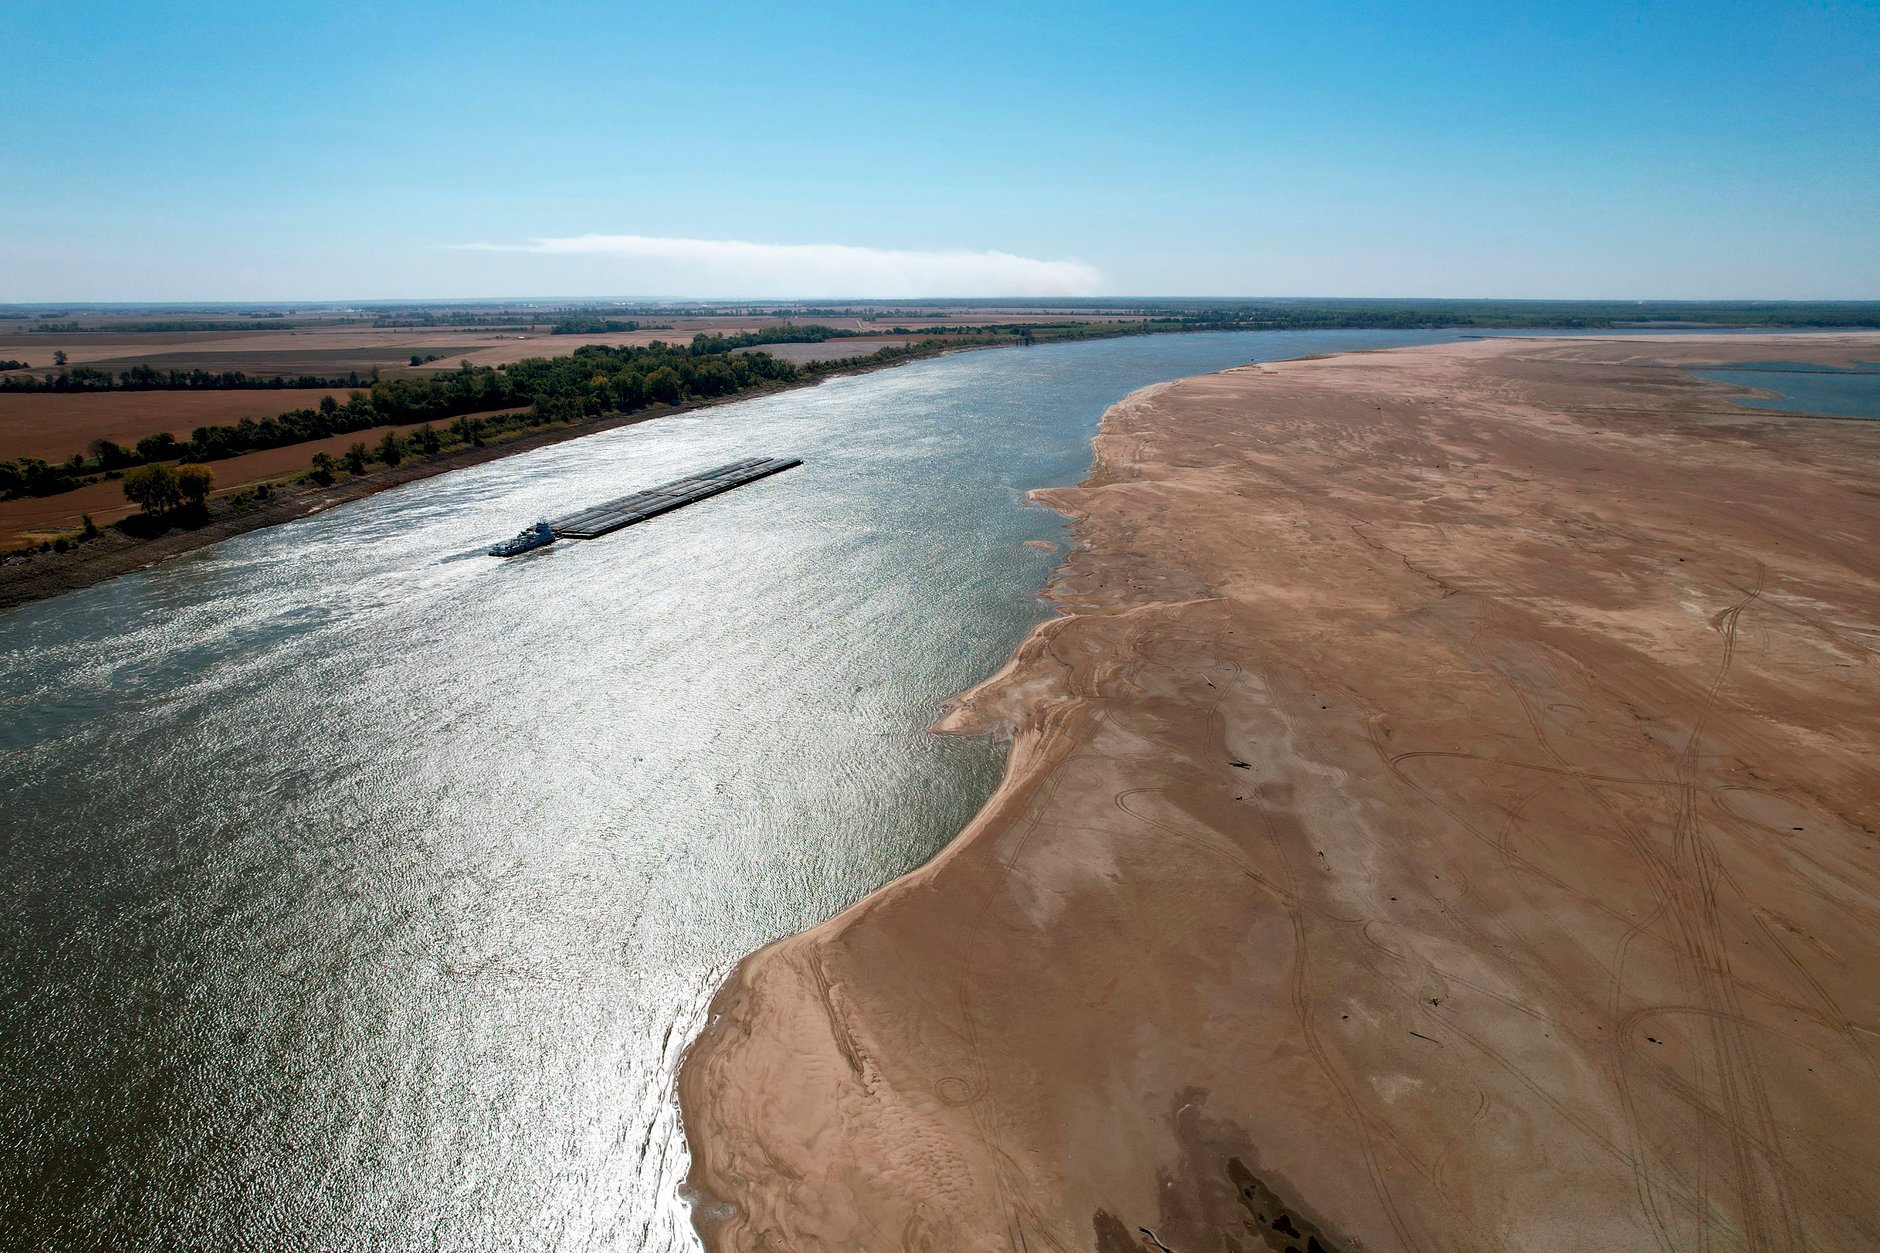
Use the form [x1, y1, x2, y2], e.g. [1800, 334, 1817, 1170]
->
[679, 335, 1880, 1251]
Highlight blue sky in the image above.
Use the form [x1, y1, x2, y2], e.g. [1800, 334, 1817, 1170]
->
[4, 0, 1876, 300]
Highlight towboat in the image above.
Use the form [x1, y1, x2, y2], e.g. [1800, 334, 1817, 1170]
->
[488, 520, 557, 557]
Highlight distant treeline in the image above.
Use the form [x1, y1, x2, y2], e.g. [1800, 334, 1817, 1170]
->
[827, 298, 1880, 330]
[30, 319, 304, 333]
[688, 325, 861, 353]
[801, 296, 1880, 326]
[1123, 299, 1880, 330]
[0, 365, 370, 393]
[372, 313, 532, 328]
[520, 341, 798, 420]
[551, 318, 642, 335]
[376, 303, 658, 328]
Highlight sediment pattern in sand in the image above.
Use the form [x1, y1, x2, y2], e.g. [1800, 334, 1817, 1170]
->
[681, 335, 1880, 1252]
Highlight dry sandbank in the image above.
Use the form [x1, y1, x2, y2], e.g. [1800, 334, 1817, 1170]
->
[681, 333, 1880, 1251]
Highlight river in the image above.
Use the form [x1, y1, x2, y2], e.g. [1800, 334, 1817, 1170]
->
[0, 330, 1466, 1250]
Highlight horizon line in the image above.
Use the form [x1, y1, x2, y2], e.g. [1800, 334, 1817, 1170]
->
[4, 295, 1879, 308]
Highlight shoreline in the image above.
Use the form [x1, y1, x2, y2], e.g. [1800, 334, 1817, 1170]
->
[677, 332, 1880, 1250]
[0, 344, 995, 612]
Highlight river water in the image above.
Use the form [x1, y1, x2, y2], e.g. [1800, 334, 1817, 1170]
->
[1692, 360, 1880, 420]
[0, 330, 1466, 1250]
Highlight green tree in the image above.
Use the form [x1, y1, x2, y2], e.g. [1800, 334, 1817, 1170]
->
[53, 350, 67, 367]
[15, 458, 62, 496]
[345, 442, 368, 474]
[136, 432, 180, 462]
[375, 431, 404, 466]
[309, 452, 338, 485]
[175, 463, 215, 506]
[122, 463, 180, 514]
[644, 365, 682, 405]
[416, 423, 441, 455]
[89, 438, 136, 470]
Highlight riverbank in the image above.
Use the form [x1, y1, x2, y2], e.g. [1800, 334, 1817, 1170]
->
[678, 333, 1880, 1250]
[0, 340, 1000, 611]
[0, 399, 668, 609]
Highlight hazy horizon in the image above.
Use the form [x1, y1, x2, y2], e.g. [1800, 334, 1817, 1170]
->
[7, 294, 1880, 311]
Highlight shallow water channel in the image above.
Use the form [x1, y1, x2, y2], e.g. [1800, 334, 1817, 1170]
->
[1, 330, 1469, 1250]
[1693, 360, 1880, 420]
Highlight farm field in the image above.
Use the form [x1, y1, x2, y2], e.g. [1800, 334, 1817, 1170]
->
[0, 389, 350, 462]
[0, 327, 536, 377]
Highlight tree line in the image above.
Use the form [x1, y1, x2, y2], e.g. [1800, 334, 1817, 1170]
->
[0, 365, 369, 393]
[687, 324, 862, 354]
[550, 318, 642, 335]
[31, 318, 302, 333]
[512, 341, 798, 421]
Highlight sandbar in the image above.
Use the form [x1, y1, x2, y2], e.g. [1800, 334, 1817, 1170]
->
[680, 333, 1880, 1251]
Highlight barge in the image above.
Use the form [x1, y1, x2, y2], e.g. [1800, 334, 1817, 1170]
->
[551, 456, 803, 539]
[487, 456, 802, 554]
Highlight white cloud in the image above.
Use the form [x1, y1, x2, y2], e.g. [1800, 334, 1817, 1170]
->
[454, 233, 1104, 298]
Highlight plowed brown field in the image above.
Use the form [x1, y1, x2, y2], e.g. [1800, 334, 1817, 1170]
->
[0, 389, 348, 462]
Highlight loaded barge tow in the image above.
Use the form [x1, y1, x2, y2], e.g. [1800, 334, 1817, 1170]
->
[487, 456, 801, 555]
